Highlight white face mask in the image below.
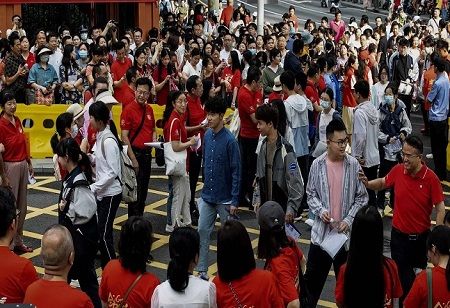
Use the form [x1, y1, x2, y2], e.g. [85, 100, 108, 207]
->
[80, 33, 88, 41]
[320, 99, 330, 109]
[71, 124, 79, 138]
[425, 47, 434, 54]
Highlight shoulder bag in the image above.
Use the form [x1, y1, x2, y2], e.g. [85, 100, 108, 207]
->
[117, 273, 143, 308]
[164, 118, 187, 176]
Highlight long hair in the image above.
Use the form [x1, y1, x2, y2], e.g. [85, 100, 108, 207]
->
[55, 138, 93, 182]
[344, 206, 385, 308]
[158, 48, 174, 78]
[162, 91, 183, 127]
[50, 112, 73, 153]
[167, 227, 200, 292]
[257, 225, 291, 260]
[89, 101, 123, 151]
[345, 54, 357, 75]
[118, 216, 153, 273]
[230, 50, 242, 72]
[217, 220, 256, 282]
[427, 225, 450, 291]
[61, 44, 79, 81]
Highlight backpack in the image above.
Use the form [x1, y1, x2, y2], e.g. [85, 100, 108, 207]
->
[380, 105, 403, 137]
[101, 133, 138, 203]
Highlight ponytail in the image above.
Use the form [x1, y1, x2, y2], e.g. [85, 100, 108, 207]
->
[109, 119, 123, 152]
[50, 133, 60, 154]
[167, 256, 191, 292]
[79, 152, 93, 183]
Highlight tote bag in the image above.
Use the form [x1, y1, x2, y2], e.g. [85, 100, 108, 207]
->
[164, 118, 187, 176]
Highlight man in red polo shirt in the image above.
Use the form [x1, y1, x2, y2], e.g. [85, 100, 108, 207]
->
[111, 41, 132, 105]
[121, 77, 156, 217]
[360, 135, 445, 305]
[220, 0, 234, 28]
[185, 75, 206, 225]
[238, 66, 262, 209]
[0, 187, 38, 304]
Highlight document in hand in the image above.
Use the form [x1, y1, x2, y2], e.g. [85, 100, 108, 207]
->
[285, 223, 301, 241]
[320, 227, 348, 259]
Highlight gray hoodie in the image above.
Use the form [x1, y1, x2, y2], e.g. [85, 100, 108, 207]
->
[351, 100, 380, 168]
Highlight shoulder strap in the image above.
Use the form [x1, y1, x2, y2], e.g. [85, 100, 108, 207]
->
[101, 135, 118, 160]
[130, 106, 146, 145]
[118, 274, 143, 308]
[62, 179, 90, 216]
[168, 118, 179, 142]
[427, 268, 433, 308]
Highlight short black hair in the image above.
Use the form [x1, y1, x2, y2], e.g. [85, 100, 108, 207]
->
[436, 39, 449, 51]
[434, 57, 447, 73]
[8, 32, 20, 47]
[292, 39, 304, 54]
[135, 77, 153, 91]
[217, 220, 256, 282]
[205, 96, 227, 114]
[307, 65, 318, 78]
[46, 31, 58, 41]
[295, 71, 307, 91]
[255, 104, 279, 128]
[0, 91, 15, 108]
[280, 71, 295, 90]
[89, 101, 110, 125]
[398, 37, 409, 47]
[114, 41, 126, 51]
[119, 216, 153, 273]
[354, 80, 370, 99]
[326, 119, 347, 139]
[0, 187, 16, 238]
[126, 67, 138, 83]
[190, 47, 201, 58]
[404, 135, 423, 154]
[246, 66, 261, 84]
[186, 75, 201, 93]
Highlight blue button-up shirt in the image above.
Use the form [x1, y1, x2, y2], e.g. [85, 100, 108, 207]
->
[428, 72, 450, 122]
[201, 127, 241, 207]
[28, 62, 59, 87]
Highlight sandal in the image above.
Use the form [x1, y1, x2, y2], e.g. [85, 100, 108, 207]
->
[14, 243, 33, 253]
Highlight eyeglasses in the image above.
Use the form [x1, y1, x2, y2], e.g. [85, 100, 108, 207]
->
[175, 98, 187, 105]
[136, 90, 150, 97]
[329, 138, 348, 147]
[400, 151, 420, 159]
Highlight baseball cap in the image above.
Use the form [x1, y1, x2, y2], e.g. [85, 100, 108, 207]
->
[95, 91, 118, 105]
[258, 201, 285, 231]
[273, 76, 282, 92]
[66, 103, 86, 121]
[38, 48, 52, 56]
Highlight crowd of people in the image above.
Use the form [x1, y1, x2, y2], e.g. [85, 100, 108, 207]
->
[0, 0, 450, 306]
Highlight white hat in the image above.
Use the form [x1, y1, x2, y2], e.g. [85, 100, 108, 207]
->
[348, 22, 359, 29]
[252, 12, 257, 17]
[66, 103, 86, 120]
[272, 76, 282, 92]
[413, 16, 421, 22]
[95, 91, 118, 105]
[38, 47, 52, 55]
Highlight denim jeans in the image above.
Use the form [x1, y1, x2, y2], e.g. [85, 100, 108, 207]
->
[196, 198, 230, 273]
[166, 177, 173, 226]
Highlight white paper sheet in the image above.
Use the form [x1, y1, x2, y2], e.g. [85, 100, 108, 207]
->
[285, 223, 301, 241]
[144, 142, 164, 149]
[320, 227, 348, 259]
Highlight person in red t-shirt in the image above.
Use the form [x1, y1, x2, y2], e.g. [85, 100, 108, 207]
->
[220, 50, 241, 108]
[24, 225, 94, 308]
[121, 77, 156, 218]
[153, 49, 176, 107]
[257, 201, 306, 307]
[342, 55, 358, 135]
[220, 0, 234, 28]
[111, 42, 132, 105]
[404, 225, 450, 308]
[185, 76, 207, 225]
[0, 187, 38, 304]
[361, 135, 446, 305]
[335, 205, 403, 308]
[237, 66, 262, 209]
[100, 216, 159, 308]
[213, 220, 284, 308]
[162, 91, 198, 233]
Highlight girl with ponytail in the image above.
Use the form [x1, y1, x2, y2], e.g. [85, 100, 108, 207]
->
[151, 227, 216, 307]
[404, 225, 450, 307]
[51, 112, 75, 180]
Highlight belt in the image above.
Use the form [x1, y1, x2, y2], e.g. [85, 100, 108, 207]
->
[392, 227, 430, 241]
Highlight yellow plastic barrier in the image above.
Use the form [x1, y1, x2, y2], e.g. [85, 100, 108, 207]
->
[16, 103, 234, 159]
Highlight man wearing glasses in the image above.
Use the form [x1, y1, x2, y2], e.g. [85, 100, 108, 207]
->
[120, 77, 156, 217]
[305, 119, 368, 307]
[0, 187, 38, 304]
[360, 135, 445, 305]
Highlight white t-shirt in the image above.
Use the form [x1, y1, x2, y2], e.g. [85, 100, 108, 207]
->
[151, 276, 217, 308]
[318, 109, 335, 142]
[182, 61, 202, 78]
[49, 49, 63, 79]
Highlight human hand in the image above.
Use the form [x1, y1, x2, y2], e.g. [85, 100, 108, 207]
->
[28, 163, 34, 178]
[338, 221, 349, 233]
[389, 137, 396, 144]
[399, 132, 406, 141]
[229, 205, 238, 215]
[356, 157, 365, 166]
[189, 136, 198, 146]
[132, 158, 139, 174]
[358, 170, 368, 187]
[321, 211, 331, 223]
[285, 212, 294, 223]
[0, 143, 4, 153]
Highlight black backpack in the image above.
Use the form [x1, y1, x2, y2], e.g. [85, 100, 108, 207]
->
[380, 105, 403, 138]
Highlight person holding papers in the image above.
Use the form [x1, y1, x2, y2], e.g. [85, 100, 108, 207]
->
[305, 119, 368, 307]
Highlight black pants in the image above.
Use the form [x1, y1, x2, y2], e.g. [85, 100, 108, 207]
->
[97, 193, 121, 268]
[189, 151, 202, 213]
[128, 150, 152, 217]
[398, 94, 412, 118]
[297, 155, 309, 211]
[429, 119, 448, 181]
[363, 165, 378, 206]
[391, 227, 429, 305]
[305, 244, 348, 307]
[420, 99, 429, 133]
[376, 159, 397, 209]
[67, 218, 101, 308]
[239, 136, 258, 206]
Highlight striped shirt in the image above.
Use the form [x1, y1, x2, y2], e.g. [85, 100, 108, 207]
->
[306, 153, 368, 245]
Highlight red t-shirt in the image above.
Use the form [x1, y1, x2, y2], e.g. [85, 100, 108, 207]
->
[221, 67, 241, 93]
[213, 269, 284, 308]
[318, 75, 327, 93]
[343, 68, 357, 108]
[120, 85, 136, 109]
[24, 279, 93, 308]
[305, 80, 320, 105]
[152, 65, 170, 107]
[0, 115, 28, 162]
[335, 258, 403, 308]
[163, 110, 189, 171]
[265, 243, 304, 306]
[268, 92, 284, 103]
[120, 101, 155, 149]
[404, 266, 450, 308]
[186, 94, 206, 139]
[99, 259, 160, 308]
[238, 85, 261, 139]
[220, 6, 234, 27]
[385, 164, 444, 234]
[111, 58, 132, 105]
[0, 246, 38, 304]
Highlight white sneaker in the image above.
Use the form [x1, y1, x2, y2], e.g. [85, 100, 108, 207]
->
[305, 219, 314, 227]
[165, 224, 174, 233]
[70, 279, 80, 288]
[426, 153, 433, 159]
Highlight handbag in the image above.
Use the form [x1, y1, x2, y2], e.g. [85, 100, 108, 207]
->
[35, 88, 54, 106]
[155, 135, 165, 166]
[164, 118, 187, 176]
[398, 80, 413, 96]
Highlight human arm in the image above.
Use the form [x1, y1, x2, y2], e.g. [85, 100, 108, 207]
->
[426, 79, 438, 104]
[0, 149, 10, 187]
[171, 138, 197, 152]
[306, 160, 329, 219]
[261, 69, 272, 94]
[351, 110, 367, 161]
[231, 85, 238, 108]
[409, 58, 419, 82]
[228, 138, 241, 208]
[121, 130, 139, 173]
[342, 168, 369, 228]
[359, 169, 386, 191]
[5, 62, 26, 85]
[154, 74, 171, 92]
[435, 201, 445, 226]
[284, 151, 304, 222]
[399, 109, 412, 137]
[89, 138, 121, 194]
